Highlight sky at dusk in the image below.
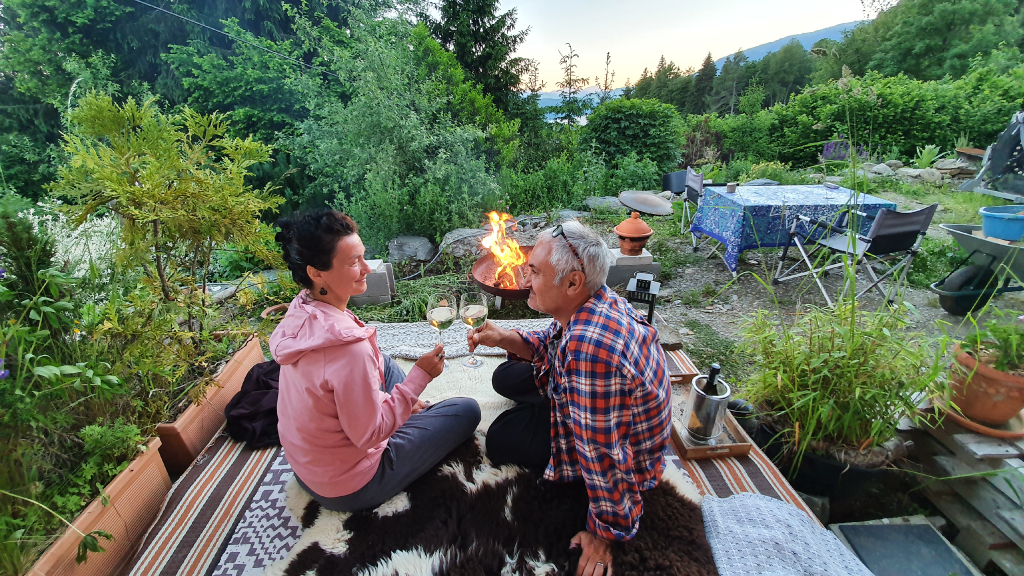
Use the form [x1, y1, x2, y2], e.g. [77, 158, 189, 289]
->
[508, 0, 868, 89]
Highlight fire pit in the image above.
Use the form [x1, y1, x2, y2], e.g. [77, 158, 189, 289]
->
[469, 212, 532, 301]
[470, 245, 533, 300]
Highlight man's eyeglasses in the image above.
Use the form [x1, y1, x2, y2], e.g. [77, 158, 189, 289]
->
[551, 224, 585, 271]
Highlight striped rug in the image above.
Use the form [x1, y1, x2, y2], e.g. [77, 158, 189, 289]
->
[669, 439, 819, 523]
[127, 431, 297, 576]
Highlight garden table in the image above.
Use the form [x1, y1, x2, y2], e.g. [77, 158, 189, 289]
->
[689, 184, 897, 273]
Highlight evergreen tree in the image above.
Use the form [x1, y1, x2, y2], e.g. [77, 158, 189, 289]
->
[709, 50, 749, 114]
[556, 43, 592, 125]
[690, 53, 717, 114]
[425, 0, 530, 112]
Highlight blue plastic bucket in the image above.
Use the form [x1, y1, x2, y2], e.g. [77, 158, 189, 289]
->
[980, 205, 1024, 241]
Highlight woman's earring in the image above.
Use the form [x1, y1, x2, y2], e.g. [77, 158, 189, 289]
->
[319, 287, 328, 296]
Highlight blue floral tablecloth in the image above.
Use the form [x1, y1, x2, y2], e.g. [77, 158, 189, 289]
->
[689, 185, 897, 272]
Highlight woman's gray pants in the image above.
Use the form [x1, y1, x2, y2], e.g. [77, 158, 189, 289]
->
[294, 353, 481, 512]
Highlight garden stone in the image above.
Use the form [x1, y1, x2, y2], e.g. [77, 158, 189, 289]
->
[809, 173, 826, 183]
[934, 158, 969, 171]
[441, 228, 488, 258]
[896, 167, 922, 179]
[825, 176, 843, 183]
[920, 168, 943, 184]
[869, 163, 895, 176]
[585, 196, 626, 211]
[657, 191, 674, 200]
[885, 160, 904, 170]
[387, 236, 436, 263]
[555, 209, 591, 221]
[861, 162, 877, 171]
[744, 178, 778, 186]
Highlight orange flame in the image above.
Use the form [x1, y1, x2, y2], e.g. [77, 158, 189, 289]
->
[481, 212, 526, 288]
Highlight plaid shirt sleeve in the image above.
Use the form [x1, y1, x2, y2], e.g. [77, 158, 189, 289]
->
[512, 324, 556, 392]
[564, 351, 642, 541]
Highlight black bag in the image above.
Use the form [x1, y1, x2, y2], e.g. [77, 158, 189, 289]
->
[225, 360, 281, 449]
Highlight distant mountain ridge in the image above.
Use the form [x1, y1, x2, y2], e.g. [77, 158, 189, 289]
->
[714, 21, 867, 68]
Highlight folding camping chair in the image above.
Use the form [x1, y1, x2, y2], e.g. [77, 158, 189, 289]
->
[663, 166, 710, 249]
[772, 204, 938, 307]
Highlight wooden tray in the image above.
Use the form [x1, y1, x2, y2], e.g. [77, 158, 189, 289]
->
[671, 412, 753, 460]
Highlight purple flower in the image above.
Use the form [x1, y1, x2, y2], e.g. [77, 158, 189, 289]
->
[0, 370, 8, 380]
[0, 267, 6, 280]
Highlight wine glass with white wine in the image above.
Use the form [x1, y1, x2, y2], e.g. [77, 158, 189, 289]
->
[427, 293, 456, 366]
[460, 292, 489, 369]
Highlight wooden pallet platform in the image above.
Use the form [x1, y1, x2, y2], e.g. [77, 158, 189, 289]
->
[906, 426, 1024, 576]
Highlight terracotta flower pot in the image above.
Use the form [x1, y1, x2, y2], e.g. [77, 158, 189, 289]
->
[613, 212, 654, 256]
[949, 345, 1024, 426]
[28, 438, 170, 576]
[260, 303, 288, 319]
[155, 337, 265, 477]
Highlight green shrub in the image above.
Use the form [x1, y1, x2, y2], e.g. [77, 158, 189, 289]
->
[770, 52, 1024, 168]
[581, 98, 683, 171]
[740, 162, 812, 185]
[907, 236, 968, 288]
[606, 153, 661, 193]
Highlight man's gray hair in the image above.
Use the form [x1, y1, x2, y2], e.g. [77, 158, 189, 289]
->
[543, 220, 612, 294]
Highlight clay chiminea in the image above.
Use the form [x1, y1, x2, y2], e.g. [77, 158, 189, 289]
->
[613, 212, 654, 256]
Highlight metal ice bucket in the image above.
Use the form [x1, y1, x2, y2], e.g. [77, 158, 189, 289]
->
[683, 375, 731, 445]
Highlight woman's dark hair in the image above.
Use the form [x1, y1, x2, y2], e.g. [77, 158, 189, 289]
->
[275, 208, 358, 289]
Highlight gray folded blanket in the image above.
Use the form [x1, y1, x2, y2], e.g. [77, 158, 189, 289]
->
[702, 493, 872, 576]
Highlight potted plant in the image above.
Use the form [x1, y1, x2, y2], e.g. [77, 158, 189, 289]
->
[27, 437, 170, 576]
[950, 309, 1024, 426]
[738, 301, 946, 497]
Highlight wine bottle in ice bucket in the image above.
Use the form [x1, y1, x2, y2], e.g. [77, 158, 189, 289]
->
[684, 363, 732, 444]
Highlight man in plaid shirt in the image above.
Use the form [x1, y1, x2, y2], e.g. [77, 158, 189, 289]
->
[468, 220, 672, 576]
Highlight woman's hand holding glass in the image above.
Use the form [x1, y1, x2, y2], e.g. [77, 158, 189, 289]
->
[414, 343, 445, 378]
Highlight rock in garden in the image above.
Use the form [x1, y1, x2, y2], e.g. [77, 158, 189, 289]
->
[657, 191, 674, 200]
[585, 196, 625, 211]
[387, 236, 436, 263]
[825, 176, 843, 183]
[809, 173, 826, 183]
[896, 167, 922, 179]
[933, 159, 969, 171]
[745, 178, 779, 186]
[919, 168, 943, 184]
[885, 160, 904, 170]
[861, 162, 877, 171]
[869, 163, 895, 176]
[441, 228, 487, 258]
[555, 209, 591, 221]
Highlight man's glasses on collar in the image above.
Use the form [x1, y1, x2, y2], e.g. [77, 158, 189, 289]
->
[551, 224, 585, 270]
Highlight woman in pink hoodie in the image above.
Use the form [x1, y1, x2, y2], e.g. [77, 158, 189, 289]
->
[270, 209, 480, 512]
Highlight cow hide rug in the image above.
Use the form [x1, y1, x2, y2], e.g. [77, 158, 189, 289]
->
[266, 433, 716, 576]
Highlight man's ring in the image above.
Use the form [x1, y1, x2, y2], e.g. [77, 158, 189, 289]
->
[436, 352, 444, 358]
[596, 562, 604, 566]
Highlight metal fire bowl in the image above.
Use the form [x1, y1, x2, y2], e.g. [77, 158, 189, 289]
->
[470, 246, 533, 300]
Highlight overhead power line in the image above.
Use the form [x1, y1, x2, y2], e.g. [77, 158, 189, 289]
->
[127, 0, 340, 79]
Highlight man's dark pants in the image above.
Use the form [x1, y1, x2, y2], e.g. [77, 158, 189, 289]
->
[486, 360, 552, 470]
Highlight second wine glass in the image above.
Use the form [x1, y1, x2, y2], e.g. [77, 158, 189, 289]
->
[460, 292, 489, 369]
[426, 294, 456, 368]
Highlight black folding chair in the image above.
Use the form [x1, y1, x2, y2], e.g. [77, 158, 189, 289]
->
[663, 167, 710, 248]
[772, 204, 938, 306]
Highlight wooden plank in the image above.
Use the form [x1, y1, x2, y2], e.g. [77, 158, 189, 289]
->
[933, 455, 1024, 551]
[954, 433, 1022, 459]
[906, 435, 1024, 575]
[926, 423, 1024, 505]
[954, 521, 1024, 576]
[998, 510, 1024, 542]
